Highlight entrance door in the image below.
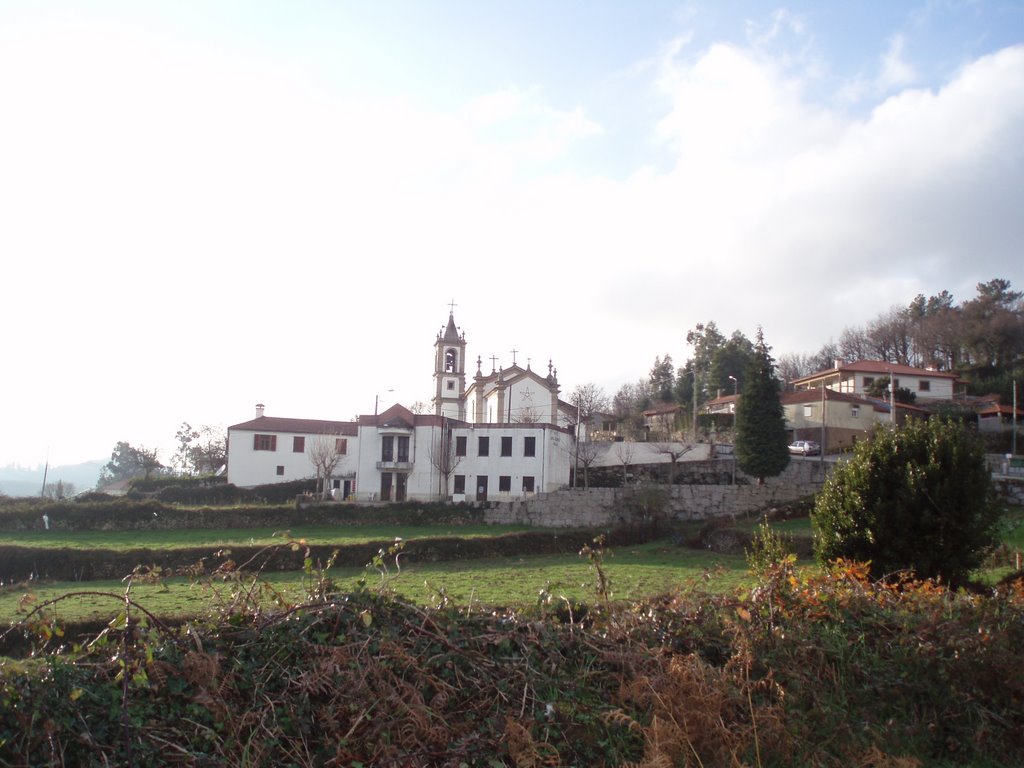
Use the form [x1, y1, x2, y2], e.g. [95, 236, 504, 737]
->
[476, 476, 488, 502]
[396, 473, 408, 502]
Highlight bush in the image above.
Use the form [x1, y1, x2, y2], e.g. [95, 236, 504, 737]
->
[156, 483, 243, 505]
[812, 417, 1004, 586]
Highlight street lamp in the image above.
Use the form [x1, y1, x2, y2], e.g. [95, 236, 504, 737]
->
[728, 375, 737, 396]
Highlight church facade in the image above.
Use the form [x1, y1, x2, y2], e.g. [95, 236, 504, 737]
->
[226, 311, 576, 501]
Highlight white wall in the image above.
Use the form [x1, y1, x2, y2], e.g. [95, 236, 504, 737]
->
[227, 429, 358, 488]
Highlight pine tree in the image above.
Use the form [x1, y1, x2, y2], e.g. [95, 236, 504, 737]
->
[734, 328, 790, 484]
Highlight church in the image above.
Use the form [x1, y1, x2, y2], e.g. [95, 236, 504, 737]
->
[226, 311, 578, 502]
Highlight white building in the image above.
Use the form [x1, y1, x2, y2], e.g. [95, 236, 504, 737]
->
[789, 360, 961, 401]
[226, 311, 576, 501]
[225, 406, 359, 494]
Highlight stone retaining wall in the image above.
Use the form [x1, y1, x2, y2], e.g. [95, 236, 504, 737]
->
[994, 477, 1024, 507]
[484, 459, 829, 527]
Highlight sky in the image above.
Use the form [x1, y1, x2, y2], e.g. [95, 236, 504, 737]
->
[2, 0, 1023, 470]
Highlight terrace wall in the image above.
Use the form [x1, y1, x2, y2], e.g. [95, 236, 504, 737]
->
[484, 459, 828, 527]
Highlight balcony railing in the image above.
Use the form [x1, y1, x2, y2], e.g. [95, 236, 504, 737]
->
[376, 461, 414, 471]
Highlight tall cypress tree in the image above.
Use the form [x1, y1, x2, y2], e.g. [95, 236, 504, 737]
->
[735, 328, 790, 484]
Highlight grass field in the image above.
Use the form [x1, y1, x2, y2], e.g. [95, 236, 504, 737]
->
[3, 510, 1021, 627]
[0, 524, 534, 550]
[0, 539, 751, 624]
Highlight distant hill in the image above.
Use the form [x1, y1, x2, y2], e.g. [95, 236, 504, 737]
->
[0, 460, 103, 497]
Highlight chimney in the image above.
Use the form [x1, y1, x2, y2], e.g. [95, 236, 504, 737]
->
[255, 403, 265, 418]
[834, 359, 842, 370]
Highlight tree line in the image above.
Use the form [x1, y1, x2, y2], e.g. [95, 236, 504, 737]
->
[97, 422, 227, 488]
[600, 277, 1022, 438]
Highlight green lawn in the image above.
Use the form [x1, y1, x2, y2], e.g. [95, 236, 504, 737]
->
[0, 540, 750, 624]
[0, 524, 534, 551]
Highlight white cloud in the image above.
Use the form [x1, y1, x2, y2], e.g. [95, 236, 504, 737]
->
[1, 9, 1022, 467]
[878, 34, 918, 90]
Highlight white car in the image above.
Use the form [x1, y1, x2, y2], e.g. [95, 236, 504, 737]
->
[788, 440, 821, 456]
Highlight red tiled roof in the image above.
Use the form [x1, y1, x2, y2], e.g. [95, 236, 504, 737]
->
[228, 416, 358, 436]
[978, 404, 1024, 417]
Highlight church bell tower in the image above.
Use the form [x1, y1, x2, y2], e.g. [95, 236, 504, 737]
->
[433, 310, 467, 419]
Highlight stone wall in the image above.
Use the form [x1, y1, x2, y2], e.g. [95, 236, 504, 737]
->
[994, 477, 1024, 507]
[484, 459, 829, 527]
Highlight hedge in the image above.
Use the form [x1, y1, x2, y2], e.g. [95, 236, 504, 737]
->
[0, 526, 657, 583]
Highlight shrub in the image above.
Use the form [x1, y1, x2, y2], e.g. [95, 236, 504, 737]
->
[812, 417, 1004, 586]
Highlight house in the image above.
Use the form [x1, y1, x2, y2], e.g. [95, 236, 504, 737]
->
[781, 389, 886, 452]
[226, 406, 359, 493]
[790, 360, 962, 401]
[781, 388, 931, 452]
[703, 394, 738, 416]
[641, 403, 683, 439]
[974, 396, 1024, 434]
[226, 310, 575, 501]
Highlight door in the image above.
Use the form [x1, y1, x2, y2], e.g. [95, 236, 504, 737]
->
[396, 473, 408, 502]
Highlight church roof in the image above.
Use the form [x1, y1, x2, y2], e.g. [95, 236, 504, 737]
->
[441, 312, 462, 343]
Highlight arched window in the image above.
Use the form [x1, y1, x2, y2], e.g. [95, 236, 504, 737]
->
[445, 348, 458, 372]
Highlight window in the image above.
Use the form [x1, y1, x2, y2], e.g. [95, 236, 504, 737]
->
[478, 436, 489, 457]
[453, 475, 466, 494]
[292, 436, 305, 453]
[499, 475, 511, 492]
[522, 476, 535, 493]
[380, 472, 393, 501]
[892, 378, 900, 390]
[803, 404, 814, 418]
[254, 434, 277, 451]
[332, 479, 341, 489]
[447, 380, 455, 390]
[397, 435, 410, 462]
[335, 438, 348, 455]
[501, 436, 512, 456]
[455, 436, 467, 456]
[381, 435, 394, 462]
[918, 380, 931, 392]
[851, 405, 860, 418]
[276, 465, 284, 476]
[524, 436, 536, 457]
[863, 376, 875, 388]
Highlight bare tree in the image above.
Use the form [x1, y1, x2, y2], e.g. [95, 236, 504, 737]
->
[612, 441, 634, 485]
[568, 382, 611, 432]
[512, 405, 543, 424]
[137, 446, 163, 481]
[307, 436, 342, 499]
[428, 427, 462, 499]
[43, 480, 76, 500]
[653, 442, 693, 487]
[576, 441, 602, 489]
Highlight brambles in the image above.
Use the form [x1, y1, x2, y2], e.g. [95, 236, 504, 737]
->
[2, 563, 1023, 766]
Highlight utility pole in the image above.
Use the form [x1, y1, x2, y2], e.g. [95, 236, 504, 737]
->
[692, 366, 699, 442]
[1014, 379, 1018, 456]
[820, 382, 826, 475]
